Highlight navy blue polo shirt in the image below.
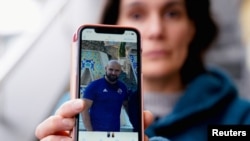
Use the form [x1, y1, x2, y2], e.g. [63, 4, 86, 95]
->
[83, 77, 128, 131]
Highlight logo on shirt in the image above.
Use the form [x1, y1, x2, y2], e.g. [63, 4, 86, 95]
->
[103, 89, 108, 93]
[117, 88, 122, 94]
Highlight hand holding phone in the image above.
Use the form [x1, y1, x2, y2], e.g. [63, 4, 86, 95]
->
[73, 24, 143, 141]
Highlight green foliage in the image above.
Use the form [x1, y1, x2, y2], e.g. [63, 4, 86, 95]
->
[119, 42, 126, 57]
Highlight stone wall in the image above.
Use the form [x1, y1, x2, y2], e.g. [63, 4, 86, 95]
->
[82, 41, 120, 59]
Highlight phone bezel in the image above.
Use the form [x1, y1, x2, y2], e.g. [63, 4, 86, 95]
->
[73, 24, 143, 141]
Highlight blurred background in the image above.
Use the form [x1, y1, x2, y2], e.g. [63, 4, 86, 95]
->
[0, 0, 249, 140]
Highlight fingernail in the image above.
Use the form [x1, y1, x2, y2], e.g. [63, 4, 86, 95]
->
[60, 137, 71, 141]
[73, 99, 83, 111]
[62, 119, 74, 127]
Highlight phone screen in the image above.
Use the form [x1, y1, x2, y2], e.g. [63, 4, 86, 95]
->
[75, 25, 142, 141]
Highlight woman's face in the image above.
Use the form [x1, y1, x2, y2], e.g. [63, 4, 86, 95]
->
[117, 0, 195, 79]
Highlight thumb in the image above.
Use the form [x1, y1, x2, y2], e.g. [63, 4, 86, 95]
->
[144, 110, 154, 129]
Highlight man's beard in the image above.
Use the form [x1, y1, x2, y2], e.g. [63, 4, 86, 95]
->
[105, 72, 118, 82]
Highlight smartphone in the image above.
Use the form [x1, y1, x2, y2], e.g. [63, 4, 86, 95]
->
[72, 24, 143, 141]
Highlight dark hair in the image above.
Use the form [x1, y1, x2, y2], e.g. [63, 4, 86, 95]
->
[101, 0, 218, 85]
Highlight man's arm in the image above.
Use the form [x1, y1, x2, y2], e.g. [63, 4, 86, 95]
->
[122, 100, 129, 113]
[81, 98, 93, 131]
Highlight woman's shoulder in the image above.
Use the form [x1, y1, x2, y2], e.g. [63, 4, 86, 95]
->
[227, 96, 250, 123]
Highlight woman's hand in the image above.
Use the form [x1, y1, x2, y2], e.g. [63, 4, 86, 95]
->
[35, 99, 154, 141]
[35, 99, 84, 141]
[144, 110, 154, 141]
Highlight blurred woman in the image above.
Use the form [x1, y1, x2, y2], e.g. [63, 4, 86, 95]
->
[35, 0, 250, 141]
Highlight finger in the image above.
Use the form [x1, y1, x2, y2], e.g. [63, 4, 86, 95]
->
[144, 110, 154, 129]
[40, 135, 73, 141]
[35, 116, 75, 139]
[55, 99, 84, 118]
[144, 135, 149, 141]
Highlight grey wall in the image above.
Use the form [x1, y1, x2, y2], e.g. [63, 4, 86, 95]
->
[206, 0, 250, 99]
[0, 0, 106, 140]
